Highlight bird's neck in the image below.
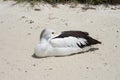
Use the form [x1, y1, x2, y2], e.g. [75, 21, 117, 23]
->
[40, 38, 48, 43]
[34, 38, 49, 57]
[39, 38, 50, 48]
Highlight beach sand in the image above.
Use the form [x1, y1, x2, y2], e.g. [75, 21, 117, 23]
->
[0, 1, 120, 80]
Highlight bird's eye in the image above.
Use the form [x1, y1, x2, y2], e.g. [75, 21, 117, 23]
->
[52, 32, 54, 34]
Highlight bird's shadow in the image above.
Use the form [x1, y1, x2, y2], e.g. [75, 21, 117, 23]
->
[32, 48, 99, 59]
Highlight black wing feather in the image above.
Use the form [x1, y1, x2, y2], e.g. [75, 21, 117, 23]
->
[54, 31, 89, 38]
[54, 30, 101, 48]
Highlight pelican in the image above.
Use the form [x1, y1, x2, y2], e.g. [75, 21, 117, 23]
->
[34, 28, 101, 57]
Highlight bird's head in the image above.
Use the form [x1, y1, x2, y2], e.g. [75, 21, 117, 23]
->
[40, 28, 57, 40]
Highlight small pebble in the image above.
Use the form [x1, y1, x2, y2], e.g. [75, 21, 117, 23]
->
[86, 67, 89, 69]
[34, 8, 41, 11]
[21, 16, 26, 18]
[48, 68, 53, 70]
[90, 21, 93, 23]
[29, 20, 34, 24]
[0, 21, 4, 23]
[65, 23, 68, 26]
[115, 45, 117, 48]
[30, 27, 32, 29]
[33, 64, 36, 67]
[25, 70, 27, 72]
[27, 33, 31, 35]
[104, 62, 108, 66]
[1, 72, 4, 74]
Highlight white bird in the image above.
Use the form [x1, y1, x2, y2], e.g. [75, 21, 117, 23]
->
[34, 28, 101, 58]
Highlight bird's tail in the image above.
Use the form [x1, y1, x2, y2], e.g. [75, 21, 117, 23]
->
[86, 37, 102, 46]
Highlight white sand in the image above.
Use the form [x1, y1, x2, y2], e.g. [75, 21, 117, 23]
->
[0, 1, 120, 80]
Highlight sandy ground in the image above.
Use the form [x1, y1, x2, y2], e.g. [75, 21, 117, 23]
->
[0, 1, 120, 80]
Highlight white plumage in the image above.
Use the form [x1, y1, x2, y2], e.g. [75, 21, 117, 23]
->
[50, 37, 87, 47]
[34, 28, 101, 57]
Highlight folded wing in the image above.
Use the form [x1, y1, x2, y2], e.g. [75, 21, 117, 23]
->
[50, 31, 101, 48]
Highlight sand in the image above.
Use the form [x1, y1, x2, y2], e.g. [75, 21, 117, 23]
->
[0, 1, 120, 80]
